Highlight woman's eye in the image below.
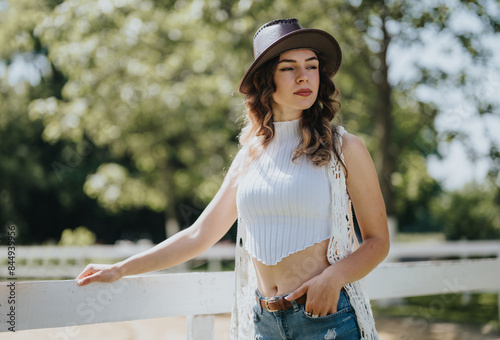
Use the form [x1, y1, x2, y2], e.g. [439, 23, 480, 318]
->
[279, 65, 317, 71]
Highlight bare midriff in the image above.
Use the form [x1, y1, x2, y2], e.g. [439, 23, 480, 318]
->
[252, 238, 331, 298]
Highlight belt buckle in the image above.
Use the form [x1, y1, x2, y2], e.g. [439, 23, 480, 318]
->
[265, 297, 279, 311]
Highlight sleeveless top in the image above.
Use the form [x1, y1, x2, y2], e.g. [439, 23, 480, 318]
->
[228, 124, 380, 340]
[236, 118, 334, 265]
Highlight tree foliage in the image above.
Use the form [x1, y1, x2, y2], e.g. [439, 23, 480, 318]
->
[29, 0, 248, 236]
[1, 0, 499, 243]
[431, 183, 500, 240]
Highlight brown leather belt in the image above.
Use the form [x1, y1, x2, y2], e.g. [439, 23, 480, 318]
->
[257, 294, 307, 312]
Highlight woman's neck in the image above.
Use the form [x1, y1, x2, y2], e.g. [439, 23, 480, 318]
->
[273, 112, 302, 122]
[271, 103, 303, 122]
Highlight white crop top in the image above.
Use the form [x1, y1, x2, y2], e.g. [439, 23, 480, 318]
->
[235, 118, 332, 265]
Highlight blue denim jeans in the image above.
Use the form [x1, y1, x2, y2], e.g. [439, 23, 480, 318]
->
[253, 289, 360, 340]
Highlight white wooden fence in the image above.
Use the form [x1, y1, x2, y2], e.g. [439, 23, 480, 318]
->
[1, 258, 499, 336]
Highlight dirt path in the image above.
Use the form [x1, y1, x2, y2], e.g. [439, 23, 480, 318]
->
[1, 315, 498, 340]
[375, 316, 500, 340]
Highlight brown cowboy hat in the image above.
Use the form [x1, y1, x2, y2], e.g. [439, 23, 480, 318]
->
[238, 18, 342, 95]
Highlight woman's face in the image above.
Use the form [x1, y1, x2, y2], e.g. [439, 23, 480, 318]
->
[271, 49, 320, 120]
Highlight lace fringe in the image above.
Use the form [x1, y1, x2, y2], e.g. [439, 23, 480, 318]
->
[231, 218, 257, 339]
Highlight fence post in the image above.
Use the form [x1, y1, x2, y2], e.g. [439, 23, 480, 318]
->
[208, 259, 222, 272]
[186, 314, 215, 340]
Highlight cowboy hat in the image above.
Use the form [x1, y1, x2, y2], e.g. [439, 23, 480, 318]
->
[238, 18, 342, 95]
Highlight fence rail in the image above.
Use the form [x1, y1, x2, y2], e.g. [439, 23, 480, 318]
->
[387, 240, 500, 261]
[1, 258, 499, 336]
[1, 240, 499, 279]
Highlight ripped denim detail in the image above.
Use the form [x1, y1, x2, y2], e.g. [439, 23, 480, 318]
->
[324, 328, 337, 339]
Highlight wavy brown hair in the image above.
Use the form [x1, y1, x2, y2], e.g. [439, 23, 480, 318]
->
[239, 52, 345, 174]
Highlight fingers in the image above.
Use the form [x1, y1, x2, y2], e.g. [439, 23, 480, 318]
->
[304, 289, 340, 317]
[284, 284, 308, 301]
[306, 297, 338, 317]
[285, 277, 342, 317]
[75, 264, 116, 286]
[305, 298, 325, 317]
[76, 274, 97, 286]
[76, 264, 98, 280]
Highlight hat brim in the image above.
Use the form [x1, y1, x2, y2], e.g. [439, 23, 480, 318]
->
[238, 28, 342, 95]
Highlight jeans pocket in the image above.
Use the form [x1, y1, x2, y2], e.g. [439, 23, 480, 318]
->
[302, 306, 354, 322]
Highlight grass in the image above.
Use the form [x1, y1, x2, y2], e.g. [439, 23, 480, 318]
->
[373, 292, 499, 328]
[395, 232, 446, 243]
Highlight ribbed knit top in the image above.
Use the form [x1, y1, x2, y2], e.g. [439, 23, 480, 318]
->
[236, 118, 332, 265]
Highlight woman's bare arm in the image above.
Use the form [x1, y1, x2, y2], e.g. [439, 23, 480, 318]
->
[76, 175, 238, 286]
[325, 132, 390, 282]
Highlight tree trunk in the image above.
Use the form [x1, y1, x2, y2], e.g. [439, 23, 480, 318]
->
[374, 9, 396, 217]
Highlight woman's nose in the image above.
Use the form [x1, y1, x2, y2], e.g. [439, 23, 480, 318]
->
[296, 69, 308, 83]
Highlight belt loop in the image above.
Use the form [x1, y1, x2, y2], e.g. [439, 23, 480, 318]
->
[290, 298, 299, 312]
[255, 290, 263, 314]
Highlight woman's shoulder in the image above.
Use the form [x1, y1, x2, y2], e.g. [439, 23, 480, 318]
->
[334, 126, 364, 150]
[341, 131, 364, 149]
[340, 131, 372, 167]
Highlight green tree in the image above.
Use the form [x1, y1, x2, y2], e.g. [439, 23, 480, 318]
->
[431, 182, 500, 240]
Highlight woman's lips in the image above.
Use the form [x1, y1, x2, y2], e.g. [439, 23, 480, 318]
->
[294, 89, 312, 96]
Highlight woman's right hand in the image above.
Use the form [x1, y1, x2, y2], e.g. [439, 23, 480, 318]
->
[76, 263, 123, 286]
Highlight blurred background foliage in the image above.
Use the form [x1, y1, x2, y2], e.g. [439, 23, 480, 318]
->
[58, 225, 96, 246]
[0, 0, 499, 245]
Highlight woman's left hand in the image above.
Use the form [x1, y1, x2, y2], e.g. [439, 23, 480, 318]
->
[285, 265, 344, 317]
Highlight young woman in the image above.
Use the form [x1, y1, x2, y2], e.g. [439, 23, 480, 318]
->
[77, 18, 389, 340]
